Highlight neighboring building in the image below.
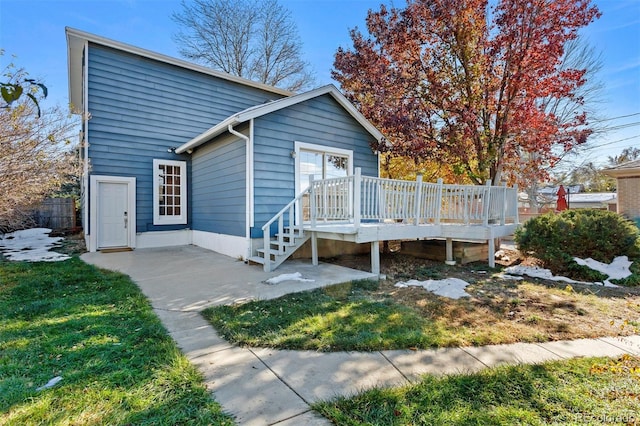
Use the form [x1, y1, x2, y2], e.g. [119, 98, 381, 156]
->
[563, 192, 617, 211]
[603, 159, 640, 221]
[66, 28, 383, 260]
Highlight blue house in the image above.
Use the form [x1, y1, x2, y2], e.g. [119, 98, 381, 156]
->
[66, 28, 383, 264]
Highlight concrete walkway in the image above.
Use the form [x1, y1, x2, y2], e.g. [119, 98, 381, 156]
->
[82, 246, 640, 426]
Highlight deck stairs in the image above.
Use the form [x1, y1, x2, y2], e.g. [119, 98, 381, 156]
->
[249, 227, 309, 271]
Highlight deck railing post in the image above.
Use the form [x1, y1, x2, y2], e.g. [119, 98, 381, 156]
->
[500, 181, 507, 225]
[513, 184, 519, 224]
[353, 167, 361, 228]
[263, 225, 271, 272]
[414, 174, 423, 225]
[309, 175, 316, 227]
[435, 178, 443, 225]
[483, 180, 492, 226]
[278, 215, 284, 255]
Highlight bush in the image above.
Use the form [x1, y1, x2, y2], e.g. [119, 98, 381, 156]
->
[515, 209, 640, 281]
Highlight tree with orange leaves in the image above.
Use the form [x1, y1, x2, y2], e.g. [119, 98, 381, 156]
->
[333, 0, 600, 185]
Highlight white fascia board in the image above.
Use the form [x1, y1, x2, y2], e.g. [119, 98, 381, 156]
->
[65, 27, 292, 115]
[233, 84, 385, 142]
[175, 116, 241, 154]
[67, 29, 86, 113]
[176, 84, 386, 154]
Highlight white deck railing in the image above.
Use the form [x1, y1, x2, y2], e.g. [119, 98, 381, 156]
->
[306, 168, 519, 227]
[262, 169, 519, 247]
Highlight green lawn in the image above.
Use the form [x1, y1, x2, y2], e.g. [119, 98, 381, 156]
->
[202, 277, 640, 351]
[314, 356, 640, 425]
[0, 257, 233, 425]
[202, 280, 447, 351]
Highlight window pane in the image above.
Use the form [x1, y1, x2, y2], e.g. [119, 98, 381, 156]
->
[299, 151, 323, 192]
[326, 155, 348, 179]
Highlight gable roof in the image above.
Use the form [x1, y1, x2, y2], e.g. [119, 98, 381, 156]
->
[175, 84, 385, 154]
[602, 159, 640, 178]
[66, 27, 292, 113]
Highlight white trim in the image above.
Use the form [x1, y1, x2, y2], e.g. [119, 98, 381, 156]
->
[176, 84, 385, 154]
[248, 119, 255, 259]
[82, 41, 90, 239]
[192, 230, 249, 260]
[136, 229, 192, 249]
[294, 141, 354, 196]
[249, 119, 255, 228]
[153, 159, 187, 225]
[89, 175, 136, 252]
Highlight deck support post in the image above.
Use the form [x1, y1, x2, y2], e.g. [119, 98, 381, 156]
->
[371, 240, 380, 275]
[311, 232, 318, 266]
[488, 237, 496, 268]
[445, 238, 456, 265]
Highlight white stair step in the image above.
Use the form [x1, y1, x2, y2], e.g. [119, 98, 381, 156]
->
[247, 256, 265, 265]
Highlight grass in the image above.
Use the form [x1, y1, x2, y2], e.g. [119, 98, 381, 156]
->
[203, 274, 640, 351]
[0, 257, 233, 425]
[203, 280, 447, 351]
[314, 356, 640, 425]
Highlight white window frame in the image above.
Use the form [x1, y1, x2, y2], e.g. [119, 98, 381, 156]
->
[153, 159, 187, 225]
[294, 141, 353, 195]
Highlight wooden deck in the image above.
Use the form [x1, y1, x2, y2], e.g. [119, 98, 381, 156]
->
[254, 169, 519, 273]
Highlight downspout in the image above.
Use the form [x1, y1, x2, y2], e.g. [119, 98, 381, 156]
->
[227, 123, 252, 261]
[82, 41, 92, 250]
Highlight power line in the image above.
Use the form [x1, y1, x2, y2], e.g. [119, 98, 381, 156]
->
[582, 134, 640, 150]
[589, 112, 640, 123]
[589, 121, 640, 134]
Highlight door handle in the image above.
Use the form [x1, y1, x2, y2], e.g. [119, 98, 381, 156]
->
[124, 211, 128, 229]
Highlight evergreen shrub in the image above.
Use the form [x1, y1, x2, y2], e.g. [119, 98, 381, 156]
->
[515, 209, 640, 283]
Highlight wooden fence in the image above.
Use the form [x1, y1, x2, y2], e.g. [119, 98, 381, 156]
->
[33, 198, 77, 230]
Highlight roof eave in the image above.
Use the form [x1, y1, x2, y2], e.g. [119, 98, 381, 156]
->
[177, 84, 386, 154]
[603, 169, 640, 178]
[175, 116, 240, 154]
[66, 28, 86, 114]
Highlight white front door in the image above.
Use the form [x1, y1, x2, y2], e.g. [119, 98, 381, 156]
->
[97, 181, 129, 248]
[90, 175, 136, 252]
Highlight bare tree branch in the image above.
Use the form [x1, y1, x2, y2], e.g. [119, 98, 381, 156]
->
[172, 0, 315, 92]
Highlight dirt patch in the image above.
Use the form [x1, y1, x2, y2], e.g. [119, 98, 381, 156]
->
[325, 250, 640, 346]
[55, 232, 87, 256]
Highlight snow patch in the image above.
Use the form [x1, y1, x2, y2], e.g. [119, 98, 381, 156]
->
[265, 272, 315, 285]
[573, 256, 632, 286]
[395, 278, 472, 299]
[502, 256, 633, 287]
[0, 228, 70, 262]
[501, 265, 590, 284]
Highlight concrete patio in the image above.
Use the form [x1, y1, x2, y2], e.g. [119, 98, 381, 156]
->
[81, 245, 640, 425]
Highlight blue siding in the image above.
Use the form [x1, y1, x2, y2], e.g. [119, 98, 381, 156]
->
[191, 133, 246, 236]
[87, 44, 284, 233]
[251, 94, 379, 238]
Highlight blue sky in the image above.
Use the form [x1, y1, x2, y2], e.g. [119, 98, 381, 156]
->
[1, 0, 638, 169]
